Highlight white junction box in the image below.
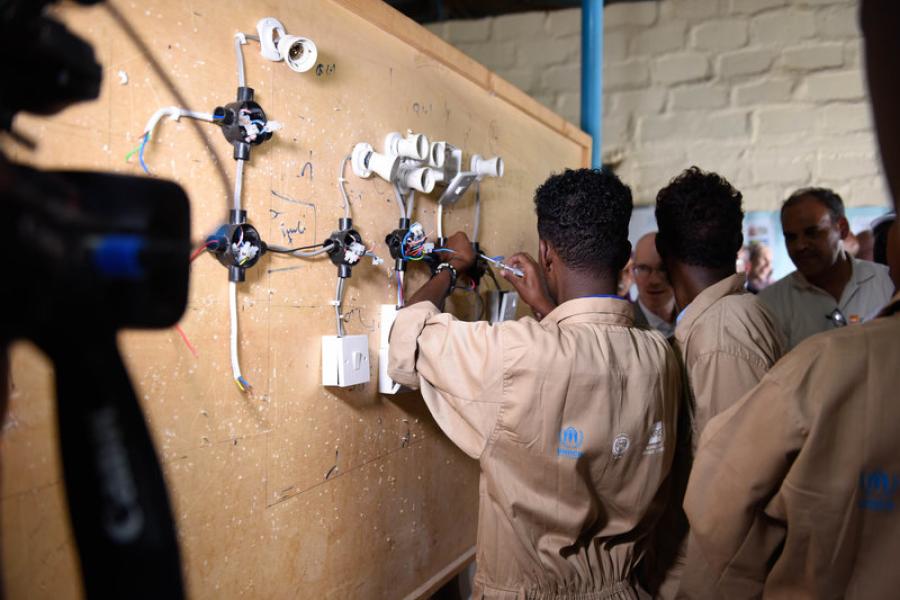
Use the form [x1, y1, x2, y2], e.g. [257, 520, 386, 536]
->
[378, 304, 402, 395]
[322, 334, 370, 387]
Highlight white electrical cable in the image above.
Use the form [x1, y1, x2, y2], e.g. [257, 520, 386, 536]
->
[393, 184, 407, 221]
[397, 270, 405, 308]
[338, 155, 352, 220]
[472, 181, 481, 243]
[142, 107, 217, 137]
[229, 281, 250, 391]
[437, 204, 444, 240]
[233, 158, 245, 213]
[334, 277, 346, 337]
[405, 190, 415, 220]
[234, 33, 247, 88]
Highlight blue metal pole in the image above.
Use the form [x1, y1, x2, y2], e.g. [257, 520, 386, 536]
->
[581, 0, 603, 168]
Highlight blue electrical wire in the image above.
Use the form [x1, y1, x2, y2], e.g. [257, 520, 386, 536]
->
[138, 132, 150, 175]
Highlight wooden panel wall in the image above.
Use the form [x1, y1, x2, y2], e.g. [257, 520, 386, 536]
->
[0, 1, 590, 598]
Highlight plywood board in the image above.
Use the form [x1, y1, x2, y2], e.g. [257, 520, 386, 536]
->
[1, 1, 590, 598]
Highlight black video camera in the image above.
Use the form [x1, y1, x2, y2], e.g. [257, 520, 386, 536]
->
[2, 1, 188, 597]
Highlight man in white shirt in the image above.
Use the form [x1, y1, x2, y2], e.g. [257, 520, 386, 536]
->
[632, 232, 676, 337]
[759, 187, 894, 350]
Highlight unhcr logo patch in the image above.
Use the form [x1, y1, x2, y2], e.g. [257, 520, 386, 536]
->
[643, 421, 665, 456]
[557, 427, 584, 459]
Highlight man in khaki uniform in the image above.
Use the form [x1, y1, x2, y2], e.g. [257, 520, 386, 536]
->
[641, 167, 784, 598]
[389, 169, 681, 599]
[680, 2, 900, 597]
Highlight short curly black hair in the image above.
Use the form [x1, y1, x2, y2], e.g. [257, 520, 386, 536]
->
[655, 166, 744, 269]
[534, 168, 633, 275]
[782, 187, 845, 222]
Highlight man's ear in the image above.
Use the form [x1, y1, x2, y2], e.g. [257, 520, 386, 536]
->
[837, 216, 850, 240]
[539, 239, 552, 272]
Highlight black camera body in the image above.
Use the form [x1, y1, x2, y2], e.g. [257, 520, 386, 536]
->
[2, 1, 189, 597]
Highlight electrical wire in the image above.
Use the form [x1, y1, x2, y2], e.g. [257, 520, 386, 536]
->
[400, 226, 432, 261]
[175, 324, 199, 358]
[393, 184, 407, 220]
[334, 277, 346, 337]
[472, 181, 481, 243]
[234, 33, 247, 88]
[268, 244, 332, 258]
[234, 158, 245, 213]
[138, 133, 150, 175]
[104, 3, 232, 202]
[405, 190, 415, 220]
[397, 270, 405, 308]
[229, 281, 251, 392]
[288, 247, 331, 258]
[126, 108, 217, 174]
[487, 266, 502, 290]
[190, 241, 214, 262]
[338, 155, 352, 220]
[267, 242, 329, 254]
[437, 204, 444, 240]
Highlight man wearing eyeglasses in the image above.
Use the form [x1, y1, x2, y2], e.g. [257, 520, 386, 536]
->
[632, 233, 676, 338]
[759, 187, 894, 350]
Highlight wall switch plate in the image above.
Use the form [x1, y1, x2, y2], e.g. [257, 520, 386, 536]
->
[488, 291, 519, 323]
[378, 304, 403, 394]
[322, 334, 370, 387]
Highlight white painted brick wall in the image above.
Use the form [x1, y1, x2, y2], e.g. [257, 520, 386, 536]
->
[426, 0, 889, 210]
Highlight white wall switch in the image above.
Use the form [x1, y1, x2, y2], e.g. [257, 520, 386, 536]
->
[322, 334, 370, 387]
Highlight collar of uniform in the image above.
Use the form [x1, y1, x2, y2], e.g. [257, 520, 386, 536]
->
[543, 296, 635, 326]
[788, 254, 876, 292]
[675, 273, 746, 343]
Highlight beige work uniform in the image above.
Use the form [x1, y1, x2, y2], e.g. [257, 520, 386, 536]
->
[388, 298, 681, 599]
[681, 293, 900, 599]
[676, 274, 785, 449]
[645, 274, 784, 599]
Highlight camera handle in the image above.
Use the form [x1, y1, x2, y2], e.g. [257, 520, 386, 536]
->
[49, 331, 185, 599]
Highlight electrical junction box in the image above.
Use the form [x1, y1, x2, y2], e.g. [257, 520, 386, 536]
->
[488, 291, 519, 323]
[322, 334, 370, 387]
[378, 304, 403, 395]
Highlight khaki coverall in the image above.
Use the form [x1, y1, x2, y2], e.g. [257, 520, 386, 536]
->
[645, 274, 784, 599]
[682, 293, 900, 599]
[389, 298, 682, 599]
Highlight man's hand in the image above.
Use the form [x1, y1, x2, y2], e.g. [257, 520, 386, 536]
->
[443, 231, 476, 273]
[501, 253, 556, 320]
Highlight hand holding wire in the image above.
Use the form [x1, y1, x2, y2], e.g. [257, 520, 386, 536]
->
[443, 231, 476, 272]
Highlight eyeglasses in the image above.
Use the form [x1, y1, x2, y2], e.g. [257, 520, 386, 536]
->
[825, 308, 847, 327]
[632, 264, 667, 277]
